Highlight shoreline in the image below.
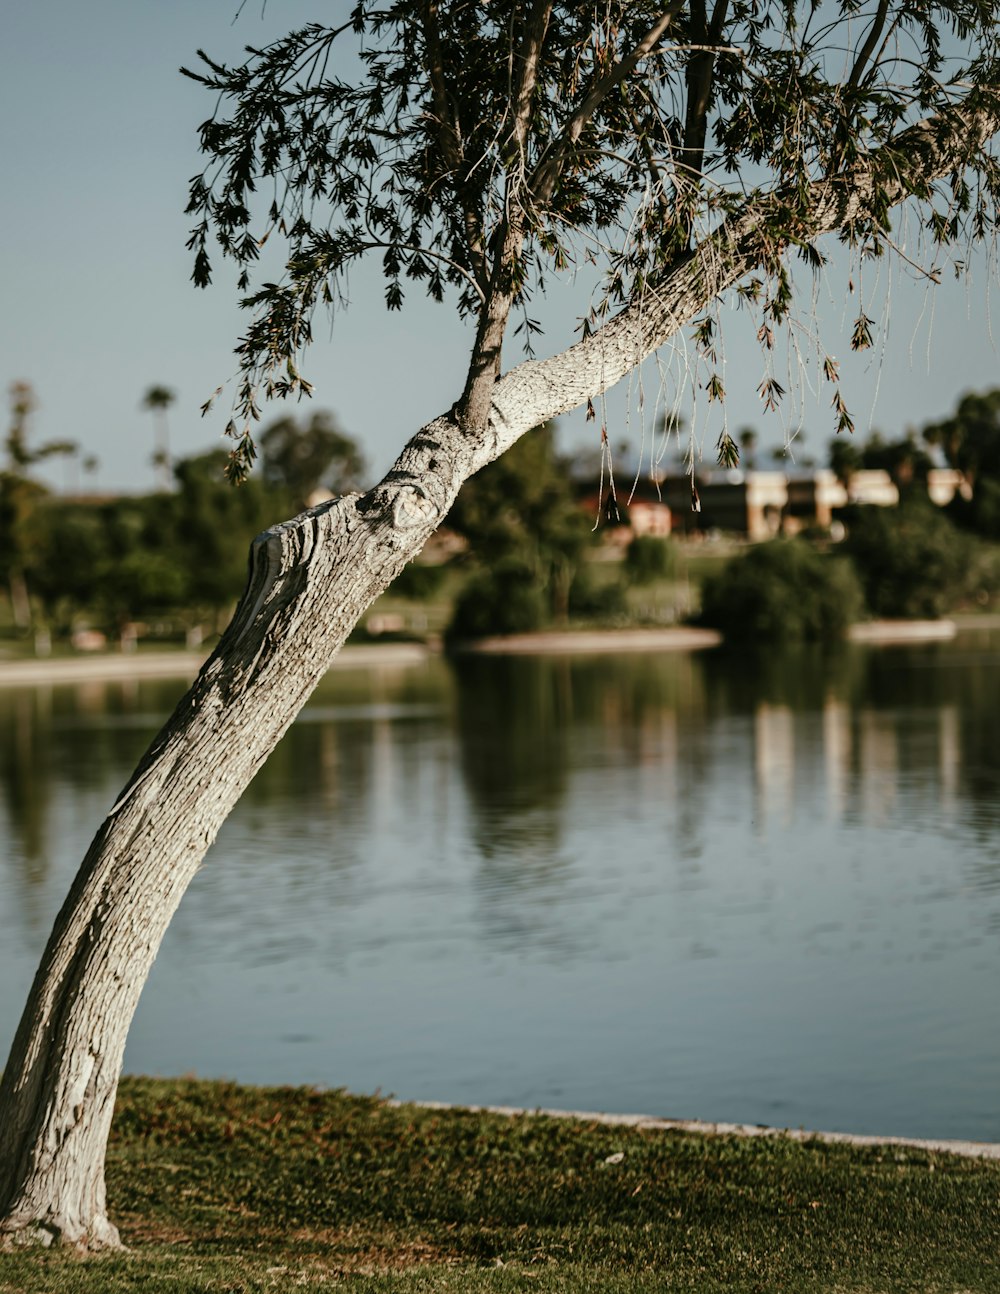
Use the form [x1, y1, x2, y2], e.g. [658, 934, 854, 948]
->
[0, 641, 431, 688]
[0, 617, 968, 685]
[457, 626, 724, 654]
[461, 619, 959, 654]
[4, 1074, 997, 1288]
[395, 1098, 1000, 1162]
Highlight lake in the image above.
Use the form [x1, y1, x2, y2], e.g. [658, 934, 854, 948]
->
[1, 636, 998, 1142]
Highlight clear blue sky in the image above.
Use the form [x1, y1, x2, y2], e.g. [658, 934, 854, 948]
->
[3, 2, 998, 493]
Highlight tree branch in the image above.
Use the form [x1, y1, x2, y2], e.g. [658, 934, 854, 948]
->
[456, 2, 553, 429]
[679, 0, 730, 196]
[622, 83, 673, 223]
[487, 88, 1000, 455]
[359, 240, 488, 303]
[421, 0, 490, 292]
[530, 3, 686, 206]
[510, 0, 554, 161]
[847, 0, 892, 91]
[421, 0, 462, 170]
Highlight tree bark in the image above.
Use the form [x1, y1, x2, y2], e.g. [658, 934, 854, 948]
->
[1, 89, 998, 1250]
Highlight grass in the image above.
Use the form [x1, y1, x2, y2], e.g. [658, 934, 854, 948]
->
[2, 1078, 998, 1292]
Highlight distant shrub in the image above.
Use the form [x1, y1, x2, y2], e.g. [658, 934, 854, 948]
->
[624, 535, 677, 584]
[968, 477, 1000, 540]
[699, 539, 863, 641]
[568, 566, 628, 619]
[446, 556, 547, 640]
[389, 561, 447, 600]
[841, 501, 969, 618]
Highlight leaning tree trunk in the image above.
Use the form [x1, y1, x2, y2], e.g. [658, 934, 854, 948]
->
[0, 355, 619, 1247]
[2, 93, 996, 1248]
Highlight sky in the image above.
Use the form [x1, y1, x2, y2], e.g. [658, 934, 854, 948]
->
[3, 1, 999, 495]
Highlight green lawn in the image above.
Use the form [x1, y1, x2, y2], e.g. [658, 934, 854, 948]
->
[2, 1078, 998, 1292]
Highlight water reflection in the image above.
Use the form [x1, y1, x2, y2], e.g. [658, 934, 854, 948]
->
[1, 639, 999, 1139]
[454, 655, 572, 855]
[0, 688, 51, 867]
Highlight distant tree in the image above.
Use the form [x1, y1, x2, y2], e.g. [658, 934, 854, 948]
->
[919, 389, 1000, 536]
[960, 476, 1000, 540]
[923, 389, 1000, 484]
[27, 504, 113, 627]
[27, 464, 282, 639]
[28, 492, 186, 635]
[841, 500, 969, 618]
[700, 540, 863, 641]
[387, 560, 447, 601]
[447, 422, 590, 631]
[448, 554, 550, 639]
[4, 382, 77, 473]
[1, 382, 76, 633]
[860, 429, 933, 492]
[259, 410, 365, 507]
[624, 535, 677, 584]
[737, 427, 758, 471]
[142, 385, 175, 490]
[828, 435, 863, 486]
[171, 450, 283, 616]
[0, 476, 45, 633]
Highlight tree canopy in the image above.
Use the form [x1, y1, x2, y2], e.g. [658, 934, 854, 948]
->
[184, 2, 1000, 480]
[923, 387, 1000, 481]
[259, 409, 366, 504]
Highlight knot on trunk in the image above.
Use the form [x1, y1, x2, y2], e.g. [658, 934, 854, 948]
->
[391, 483, 439, 532]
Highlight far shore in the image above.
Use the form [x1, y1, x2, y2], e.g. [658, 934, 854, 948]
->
[0, 641, 431, 688]
[0, 617, 969, 687]
[448, 618, 960, 654]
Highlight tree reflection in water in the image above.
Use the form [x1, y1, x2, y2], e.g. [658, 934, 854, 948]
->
[1, 636, 1000, 1137]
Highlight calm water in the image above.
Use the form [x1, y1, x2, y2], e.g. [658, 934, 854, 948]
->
[1, 639, 999, 1142]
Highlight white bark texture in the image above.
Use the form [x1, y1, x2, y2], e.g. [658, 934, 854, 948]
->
[1, 92, 997, 1250]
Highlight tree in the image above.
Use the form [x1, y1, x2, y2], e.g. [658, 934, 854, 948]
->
[446, 421, 590, 631]
[170, 449, 282, 616]
[860, 429, 934, 492]
[0, 382, 76, 635]
[737, 427, 758, 471]
[920, 388, 1000, 535]
[624, 534, 677, 585]
[841, 499, 971, 618]
[142, 385, 175, 491]
[3, 1, 1000, 1250]
[829, 428, 934, 493]
[699, 539, 863, 641]
[828, 434, 863, 486]
[923, 387, 1000, 483]
[24, 453, 283, 641]
[259, 410, 366, 507]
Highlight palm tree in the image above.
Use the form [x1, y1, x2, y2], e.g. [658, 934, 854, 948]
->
[738, 427, 758, 471]
[142, 385, 175, 489]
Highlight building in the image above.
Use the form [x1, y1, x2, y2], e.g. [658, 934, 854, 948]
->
[594, 464, 962, 541]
